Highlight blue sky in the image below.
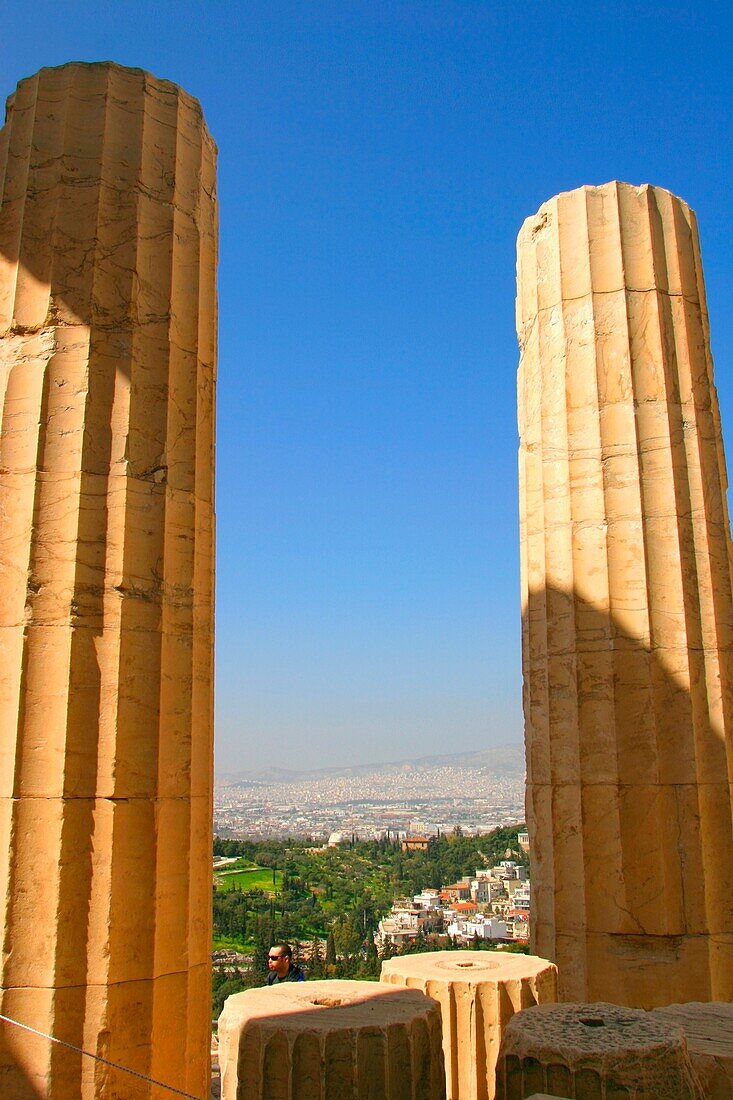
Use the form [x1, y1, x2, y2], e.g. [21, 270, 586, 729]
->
[3, 3, 732, 771]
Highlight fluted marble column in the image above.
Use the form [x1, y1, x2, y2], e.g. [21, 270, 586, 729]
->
[518, 182, 733, 1007]
[0, 63, 217, 1097]
[219, 981, 446, 1100]
[381, 950, 558, 1100]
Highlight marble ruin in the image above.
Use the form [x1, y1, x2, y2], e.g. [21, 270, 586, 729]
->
[0, 63, 217, 1097]
[517, 182, 733, 1006]
[650, 1002, 733, 1098]
[381, 950, 557, 1100]
[496, 1001, 704, 1099]
[218, 980, 446, 1099]
[2, 50, 733, 1100]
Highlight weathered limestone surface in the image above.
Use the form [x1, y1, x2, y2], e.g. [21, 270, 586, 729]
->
[650, 1003, 733, 1099]
[218, 980, 446, 1100]
[517, 181, 733, 1006]
[380, 950, 558, 1100]
[0, 63, 217, 1097]
[496, 1002, 704, 1099]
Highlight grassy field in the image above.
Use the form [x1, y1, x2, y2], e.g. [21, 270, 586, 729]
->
[214, 866, 283, 893]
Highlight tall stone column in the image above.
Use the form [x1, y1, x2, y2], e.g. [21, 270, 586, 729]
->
[517, 182, 733, 1007]
[0, 63, 217, 1097]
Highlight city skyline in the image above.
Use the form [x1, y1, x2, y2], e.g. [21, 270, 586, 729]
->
[214, 758, 525, 839]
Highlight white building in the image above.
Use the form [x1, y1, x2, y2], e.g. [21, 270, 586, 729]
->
[492, 860, 526, 881]
[512, 882, 530, 911]
[446, 914, 508, 943]
[413, 889, 442, 909]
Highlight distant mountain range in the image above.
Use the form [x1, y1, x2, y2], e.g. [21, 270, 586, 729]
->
[216, 743, 525, 787]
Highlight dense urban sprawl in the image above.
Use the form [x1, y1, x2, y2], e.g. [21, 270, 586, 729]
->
[214, 765, 524, 838]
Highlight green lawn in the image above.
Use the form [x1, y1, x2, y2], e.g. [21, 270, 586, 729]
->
[214, 866, 283, 893]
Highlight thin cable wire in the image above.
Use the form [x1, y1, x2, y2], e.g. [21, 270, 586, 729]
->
[0, 1012, 202, 1099]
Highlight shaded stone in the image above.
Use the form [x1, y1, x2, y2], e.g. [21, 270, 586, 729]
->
[650, 1003, 733, 1099]
[218, 980, 446, 1099]
[496, 1002, 704, 1099]
[381, 950, 557, 1100]
[517, 181, 733, 1006]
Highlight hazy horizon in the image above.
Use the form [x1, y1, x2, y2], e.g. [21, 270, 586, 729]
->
[215, 739, 526, 779]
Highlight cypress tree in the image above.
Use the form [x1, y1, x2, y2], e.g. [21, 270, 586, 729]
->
[253, 925, 269, 983]
[309, 937, 323, 978]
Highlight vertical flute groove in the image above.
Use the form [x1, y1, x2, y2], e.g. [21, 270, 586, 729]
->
[518, 181, 733, 1007]
[0, 62, 216, 1098]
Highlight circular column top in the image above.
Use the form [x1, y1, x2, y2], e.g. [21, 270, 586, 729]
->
[502, 1002, 687, 1056]
[221, 979, 439, 1035]
[381, 949, 556, 985]
[497, 1002, 704, 1099]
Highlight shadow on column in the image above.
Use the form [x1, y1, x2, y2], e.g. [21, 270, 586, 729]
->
[524, 582, 733, 1007]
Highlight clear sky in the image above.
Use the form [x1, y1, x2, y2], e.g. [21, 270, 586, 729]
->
[3, 3, 732, 772]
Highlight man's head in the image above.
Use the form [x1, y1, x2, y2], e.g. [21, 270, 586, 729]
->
[268, 942, 292, 979]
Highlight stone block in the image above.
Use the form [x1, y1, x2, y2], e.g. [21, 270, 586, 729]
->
[218, 979, 445, 1099]
[495, 1002, 704, 1099]
[650, 1003, 733, 1099]
[381, 950, 557, 1100]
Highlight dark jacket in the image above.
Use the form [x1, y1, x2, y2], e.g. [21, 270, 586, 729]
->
[267, 963, 305, 985]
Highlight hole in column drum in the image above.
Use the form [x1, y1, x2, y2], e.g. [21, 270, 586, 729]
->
[579, 1017, 605, 1028]
[435, 958, 499, 971]
[310, 997, 343, 1008]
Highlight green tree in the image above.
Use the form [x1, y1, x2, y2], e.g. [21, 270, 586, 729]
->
[252, 924, 270, 983]
[308, 936, 324, 978]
